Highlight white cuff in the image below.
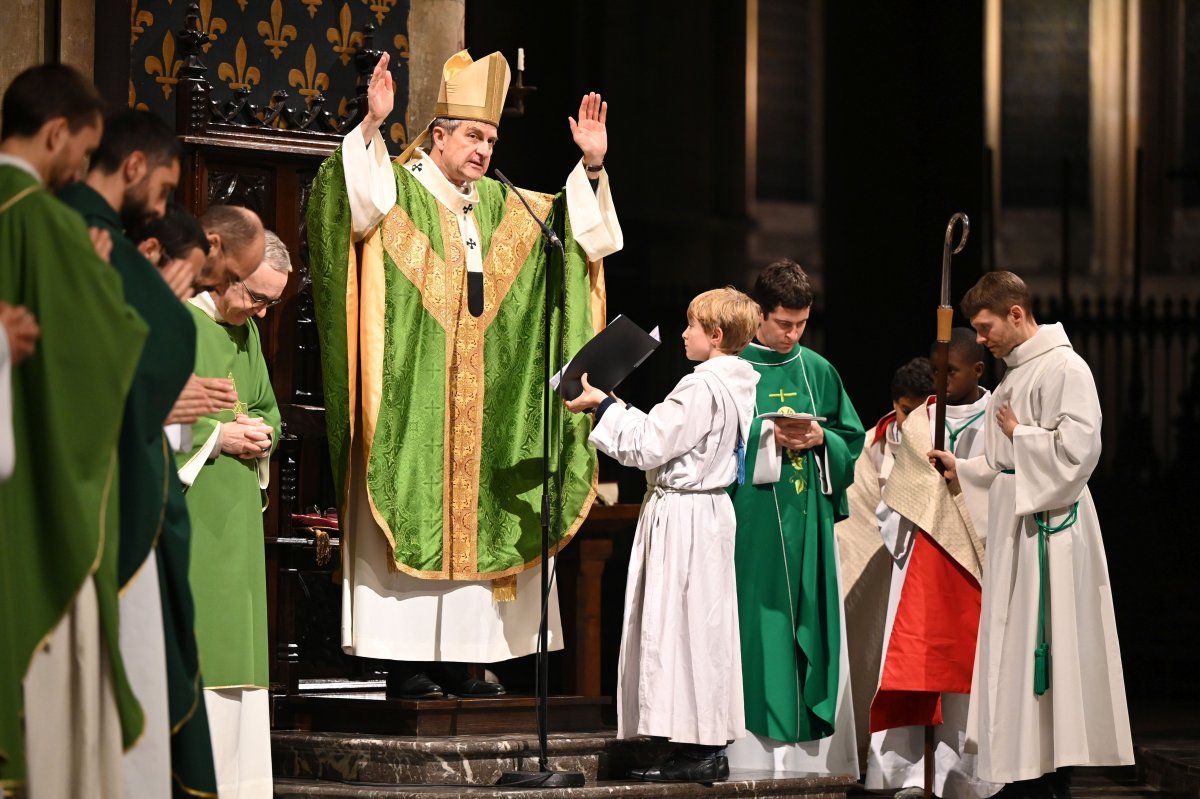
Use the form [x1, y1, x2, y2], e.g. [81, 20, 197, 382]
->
[343, 123, 397, 240]
[163, 423, 193, 453]
[0, 333, 12, 481]
[178, 423, 222, 487]
[752, 421, 782, 485]
[566, 159, 623, 260]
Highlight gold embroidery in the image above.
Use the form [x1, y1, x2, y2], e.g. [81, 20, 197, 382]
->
[228, 372, 248, 416]
[374, 187, 591, 580]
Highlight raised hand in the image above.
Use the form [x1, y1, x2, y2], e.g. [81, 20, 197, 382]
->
[568, 92, 608, 166]
[362, 52, 394, 143]
[0, 302, 39, 365]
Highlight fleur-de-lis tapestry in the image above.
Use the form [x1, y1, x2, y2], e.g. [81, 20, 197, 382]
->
[130, 0, 410, 147]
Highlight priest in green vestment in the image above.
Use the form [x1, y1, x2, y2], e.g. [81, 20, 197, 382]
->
[177, 235, 285, 799]
[0, 64, 147, 798]
[60, 108, 222, 799]
[727, 259, 865, 777]
[306, 49, 621, 696]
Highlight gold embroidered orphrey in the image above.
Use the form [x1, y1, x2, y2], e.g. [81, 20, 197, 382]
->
[371, 185, 591, 581]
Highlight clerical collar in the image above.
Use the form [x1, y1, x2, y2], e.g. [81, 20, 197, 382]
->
[0, 154, 42, 185]
[740, 340, 803, 366]
[189, 291, 228, 324]
[404, 149, 480, 216]
[1002, 322, 1070, 369]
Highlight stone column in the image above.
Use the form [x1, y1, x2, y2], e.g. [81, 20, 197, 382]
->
[406, 0, 466, 144]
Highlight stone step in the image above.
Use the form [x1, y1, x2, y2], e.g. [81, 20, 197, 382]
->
[274, 770, 856, 798]
[1137, 739, 1200, 799]
[274, 692, 610, 737]
[273, 730, 675, 786]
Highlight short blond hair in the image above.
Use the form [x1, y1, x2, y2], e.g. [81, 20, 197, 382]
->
[687, 287, 761, 353]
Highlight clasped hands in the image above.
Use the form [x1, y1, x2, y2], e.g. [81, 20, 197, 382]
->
[774, 417, 824, 451]
[221, 414, 274, 459]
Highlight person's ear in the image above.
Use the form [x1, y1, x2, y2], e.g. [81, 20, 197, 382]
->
[710, 326, 725, 348]
[207, 232, 221, 254]
[973, 361, 984, 379]
[137, 236, 161, 264]
[123, 151, 148, 184]
[1009, 304, 1025, 325]
[43, 117, 69, 154]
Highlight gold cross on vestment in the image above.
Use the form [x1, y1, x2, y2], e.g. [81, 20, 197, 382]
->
[769, 388, 797, 403]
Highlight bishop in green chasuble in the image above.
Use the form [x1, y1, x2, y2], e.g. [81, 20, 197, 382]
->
[728, 342, 865, 775]
[306, 50, 621, 663]
[60, 175, 217, 799]
[0, 160, 148, 791]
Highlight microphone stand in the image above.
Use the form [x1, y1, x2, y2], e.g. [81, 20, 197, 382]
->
[493, 169, 585, 789]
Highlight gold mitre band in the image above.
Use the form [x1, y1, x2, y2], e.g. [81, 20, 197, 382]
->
[434, 50, 511, 126]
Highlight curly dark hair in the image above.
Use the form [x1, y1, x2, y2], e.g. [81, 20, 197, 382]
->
[891, 357, 935, 403]
[751, 259, 815, 314]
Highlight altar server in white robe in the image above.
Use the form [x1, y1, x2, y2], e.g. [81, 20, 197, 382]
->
[930, 272, 1133, 799]
[566, 287, 760, 783]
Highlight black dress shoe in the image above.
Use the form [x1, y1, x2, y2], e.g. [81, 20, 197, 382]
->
[430, 664, 507, 697]
[636, 753, 729, 783]
[385, 672, 444, 699]
[443, 676, 507, 697]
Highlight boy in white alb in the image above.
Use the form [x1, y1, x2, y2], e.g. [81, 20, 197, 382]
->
[566, 287, 761, 783]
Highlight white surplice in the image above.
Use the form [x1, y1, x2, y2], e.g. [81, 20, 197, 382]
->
[118, 552, 172, 799]
[590, 356, 758, 746]
[866, 391, 1001, 799]
[338, 124, 622, 662]
[23, 577, 123, 799]
[956, 324, 1133, 783]
[204, 687, 272, 799]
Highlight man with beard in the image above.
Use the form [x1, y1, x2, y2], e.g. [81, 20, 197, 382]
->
[60, 108, 228, 799]
[0, 63, 147, 799]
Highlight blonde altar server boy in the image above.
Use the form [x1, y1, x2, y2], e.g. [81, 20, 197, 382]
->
[566, 287, 761, 783]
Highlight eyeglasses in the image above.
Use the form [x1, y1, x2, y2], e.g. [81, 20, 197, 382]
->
[240, 281, 282, 309]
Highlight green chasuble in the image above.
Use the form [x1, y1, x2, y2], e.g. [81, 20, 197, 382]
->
[0, 165, 147, 789]
[59, 182, 217, 797]
[178, 298, 279, 689]
[731, 342, 865, 742]
[306, 149, 599, 583]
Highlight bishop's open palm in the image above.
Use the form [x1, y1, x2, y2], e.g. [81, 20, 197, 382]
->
[569, 92, 608, 163]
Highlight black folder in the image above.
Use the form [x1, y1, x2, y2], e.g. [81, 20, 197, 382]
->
[553, 314, 660, 399]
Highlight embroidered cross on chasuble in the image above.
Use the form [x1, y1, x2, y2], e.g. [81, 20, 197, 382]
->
[307, 152, 606, 598]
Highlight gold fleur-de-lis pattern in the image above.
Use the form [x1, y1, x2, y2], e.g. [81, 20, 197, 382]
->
[327, 3, 363, 66]
[258, 0, 297, 59]
[198, 0, 227, 52]
[130, 0, 153, 46]
[361, 0, 397, 25]
[131, 0, 410, 142]
[218, 37, 262, 91]
[289, 44, 330, 101]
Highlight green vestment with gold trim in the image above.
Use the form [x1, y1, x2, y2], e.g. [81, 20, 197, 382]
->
[306, 149, 598, 583]
[0, 165, 147, 789]
[731, 343, 865, 742]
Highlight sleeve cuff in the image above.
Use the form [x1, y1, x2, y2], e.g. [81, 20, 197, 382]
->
[178, 423, 222, 487]
[594, 395, 618, 423]
[566, 159, 623, 260]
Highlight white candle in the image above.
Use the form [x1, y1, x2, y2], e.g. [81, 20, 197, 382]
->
[517, 47, 525, 72]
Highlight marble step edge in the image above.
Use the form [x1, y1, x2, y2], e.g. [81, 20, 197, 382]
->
[274, 730, 652, 758]
[273, 772, 858, 799]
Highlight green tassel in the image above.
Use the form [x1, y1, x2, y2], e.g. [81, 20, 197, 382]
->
[1034, 642, 1050, 695]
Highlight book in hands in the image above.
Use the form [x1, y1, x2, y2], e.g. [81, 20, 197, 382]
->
[756, 411, 826, 422]
[551, 314, 661, 399]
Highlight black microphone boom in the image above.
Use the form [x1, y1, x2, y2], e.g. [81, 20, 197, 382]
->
[492, 168, 585, 790]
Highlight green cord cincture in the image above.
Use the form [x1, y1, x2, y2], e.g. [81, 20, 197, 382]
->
[945, 410, 986, 454]
[1034, 501, 1079, 696]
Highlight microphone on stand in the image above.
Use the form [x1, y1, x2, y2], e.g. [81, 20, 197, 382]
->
[493, 169, 563, 250]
